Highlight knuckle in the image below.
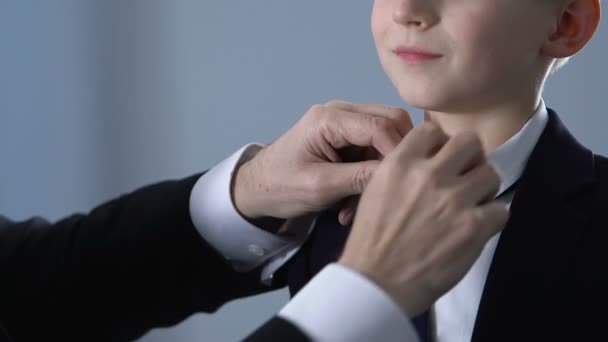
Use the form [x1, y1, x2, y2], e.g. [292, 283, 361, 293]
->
[303, 172, 326, 202]
[352, 167, 373, 193]
[325, 99, 349, 107]
[448, 132, 482, 155]
[416, 122, 443, 143]
[409, 165, 427, 184]
[420, 121, 440, 135]
[307, 104, 327, 120]
[368, 115, 393, 133]
[388, 106, 408, 120]
[458, 131, 482, 148]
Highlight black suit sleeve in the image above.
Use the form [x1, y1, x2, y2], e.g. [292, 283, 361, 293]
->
[0, 174, 278, 341]
[242, 317, 311, 342]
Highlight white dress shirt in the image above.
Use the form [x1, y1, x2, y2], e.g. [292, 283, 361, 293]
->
[433, 102, 549, 342]
[188, 101, 549, 342]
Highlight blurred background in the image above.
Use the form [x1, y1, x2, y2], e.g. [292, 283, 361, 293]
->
[1, 1, 606, 341]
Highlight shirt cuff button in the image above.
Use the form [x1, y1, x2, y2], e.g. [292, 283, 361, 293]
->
[248, 244, 266, 257]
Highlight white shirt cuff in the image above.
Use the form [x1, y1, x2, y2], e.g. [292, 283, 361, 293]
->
[279, 263, 419, 342]
[259, 214, 317, 285]
[189, 144, 308, 273]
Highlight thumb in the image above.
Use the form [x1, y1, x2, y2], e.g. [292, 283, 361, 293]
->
[318, 160, 380, 200]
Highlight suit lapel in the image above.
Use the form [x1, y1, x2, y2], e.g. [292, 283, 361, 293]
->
[287, 209, 350, 296]
[308, 210, 350, 273]
[471, 110, 595, 341]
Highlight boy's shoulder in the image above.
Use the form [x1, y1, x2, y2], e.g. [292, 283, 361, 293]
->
[593, 152, 608, 179]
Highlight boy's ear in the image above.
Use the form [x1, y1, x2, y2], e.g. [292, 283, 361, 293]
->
[542, 0, 601, 58]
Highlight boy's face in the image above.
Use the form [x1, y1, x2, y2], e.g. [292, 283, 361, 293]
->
[372, 0, 559, 113]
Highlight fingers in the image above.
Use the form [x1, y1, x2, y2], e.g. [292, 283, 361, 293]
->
[317, 108, 403, 156]
[305, 100, 414, 157]
[394, 122, 450, 160]
[433, 132, 485, 177]
[388, 124, 503, 214]
[314, 160, 380, 202]
[338, 196, 360, 226]
[430, 132, 499, 206]
[326, 100, 414, 137]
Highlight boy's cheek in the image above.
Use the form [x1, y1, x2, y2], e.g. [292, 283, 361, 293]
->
[370, 2, 391, 40]
[370, 19, 384, 44]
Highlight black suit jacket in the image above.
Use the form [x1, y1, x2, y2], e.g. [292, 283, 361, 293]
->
[288, 109, 608, 341]
[0, 175, 311, 341]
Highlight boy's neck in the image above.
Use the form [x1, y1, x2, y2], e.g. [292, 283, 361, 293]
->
[425, 95, 542, 154]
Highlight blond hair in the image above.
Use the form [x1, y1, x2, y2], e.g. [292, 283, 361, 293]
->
[549, 57, 571, 74]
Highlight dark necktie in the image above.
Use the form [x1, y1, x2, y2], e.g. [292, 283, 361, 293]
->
[412, 311, 430, 342]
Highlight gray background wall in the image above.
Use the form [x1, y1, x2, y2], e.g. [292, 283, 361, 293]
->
[1, 1, 606, 341]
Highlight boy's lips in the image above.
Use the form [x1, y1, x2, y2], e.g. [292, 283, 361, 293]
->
[393, 46, 443, 64]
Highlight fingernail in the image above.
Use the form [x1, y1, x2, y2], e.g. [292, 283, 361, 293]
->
[345, 212, 354, 226]
[339, 208, 353, 226]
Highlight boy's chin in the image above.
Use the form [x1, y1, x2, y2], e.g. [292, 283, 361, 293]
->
[398, 91, 453, 112]
[398, 89, 480, 114]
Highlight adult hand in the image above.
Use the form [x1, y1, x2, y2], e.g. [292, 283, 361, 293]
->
[339, 122, 509, 316]
[233, 100, 413, 224]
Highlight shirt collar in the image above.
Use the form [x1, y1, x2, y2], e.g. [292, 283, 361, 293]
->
[488, 99, 549, 196]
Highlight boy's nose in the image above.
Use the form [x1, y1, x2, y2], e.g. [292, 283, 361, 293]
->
[392, 0, 439, 30]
